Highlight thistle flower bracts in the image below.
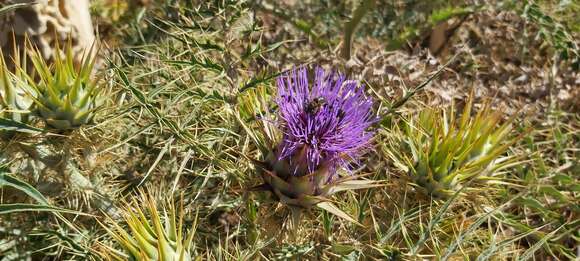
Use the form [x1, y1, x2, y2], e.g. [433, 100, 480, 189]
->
[248, 66, 379, 224]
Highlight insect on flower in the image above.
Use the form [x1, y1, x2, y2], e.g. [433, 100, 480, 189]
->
[304, 97, 326, 115]
[249, 65, 381, 226]
[276, 66, 377, 176]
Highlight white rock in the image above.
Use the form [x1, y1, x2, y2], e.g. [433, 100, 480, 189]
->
[0, 0, 94, 64]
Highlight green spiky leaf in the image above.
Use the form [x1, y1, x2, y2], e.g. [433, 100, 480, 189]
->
[99, 192, 196, 261]
[24, 38, 104, 130]
[387, 94, 521, 199]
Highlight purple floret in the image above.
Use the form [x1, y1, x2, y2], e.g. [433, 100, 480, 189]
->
[276, 66, 375, 176]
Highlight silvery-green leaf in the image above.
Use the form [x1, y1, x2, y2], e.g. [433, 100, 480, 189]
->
[317, 201, 361, 226]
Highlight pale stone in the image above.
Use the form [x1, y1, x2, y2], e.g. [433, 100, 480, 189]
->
[0, 0, 95, 64]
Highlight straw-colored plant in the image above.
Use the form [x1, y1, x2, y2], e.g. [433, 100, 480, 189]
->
[98, 192, 197, 261]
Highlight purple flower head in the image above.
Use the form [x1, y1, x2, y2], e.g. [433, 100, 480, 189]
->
[276, 66, 375, 177]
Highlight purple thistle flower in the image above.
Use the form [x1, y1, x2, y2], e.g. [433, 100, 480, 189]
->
[276, 66, 375, 177]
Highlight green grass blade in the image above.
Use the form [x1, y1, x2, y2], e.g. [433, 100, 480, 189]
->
[0, 3, 35, 16]
[0, 203, 90, 216]
[0, 118, 42, 134]
[0, 172, 49, 205]
[411, 185, 465, 254]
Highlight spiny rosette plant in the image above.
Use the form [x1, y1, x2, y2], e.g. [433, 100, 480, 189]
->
[98, 192, 197, 261]
[25, 39, 103, 130]
[244, 66, 380, 225]
[386, 96, 521, 199]
[0, 47, 35, 129]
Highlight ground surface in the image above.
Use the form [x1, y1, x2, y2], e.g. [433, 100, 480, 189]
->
[0, 0, 578, 260]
